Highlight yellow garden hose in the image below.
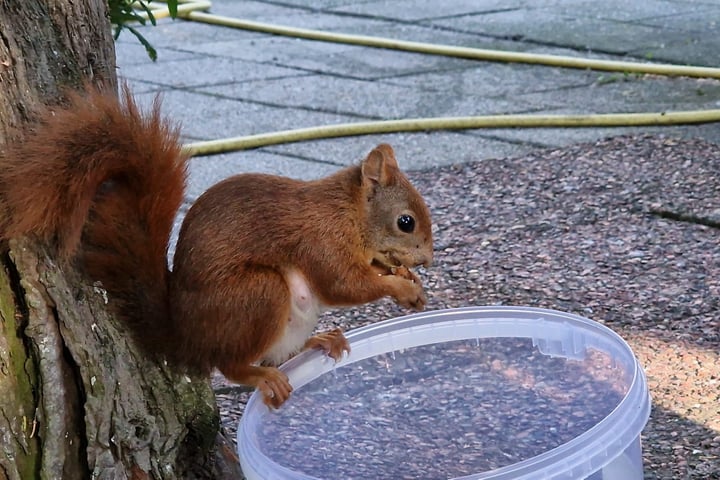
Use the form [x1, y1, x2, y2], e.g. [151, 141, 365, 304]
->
[183, 110, 720, 156]
[183, 11, 720, 80]
[139, 1, 720, 155]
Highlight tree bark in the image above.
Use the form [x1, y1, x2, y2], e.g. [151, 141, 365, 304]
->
[0, 1, 240, 478]
[0, 0, 115, 137]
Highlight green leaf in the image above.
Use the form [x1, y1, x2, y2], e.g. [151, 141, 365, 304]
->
[167, 0, 179, 18]
[108, 0, 179, 60]
[134, 1, 158, 26]
[126, 25, 158, 62]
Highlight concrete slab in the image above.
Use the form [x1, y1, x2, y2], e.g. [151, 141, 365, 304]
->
[198, 73, 530, 120]
[118, 55, 308, 89]
[328, 0, 522, 22]
[540, 0, 712, 23]
[113, 0, 720, 177]
[191, 10, 530, 52]
[203, 0, 312, 20]
[180, 34, 483, 80]
[468, 126, 651, 149]
[114, 37, 202, 66]
[131, 89, 359, 141]
[258, 131, 529, 169]
[470, 125, 720, 150]
[121, 16, 262, 49]
[510, 76, 720, 114]
[219, 0, 373, 11]
[631, 33, 720, 68]
[630, 12, 720, 67]
[185, 150, 338, 201]
[635, 9, 720, 32]
[431, 10, 670, 56]
[378, 62, 599, 98]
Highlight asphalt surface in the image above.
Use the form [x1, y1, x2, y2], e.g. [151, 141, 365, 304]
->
[114, 0, 720, 206]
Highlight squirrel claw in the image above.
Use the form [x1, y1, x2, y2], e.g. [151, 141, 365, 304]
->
[304, 328, 350, 361]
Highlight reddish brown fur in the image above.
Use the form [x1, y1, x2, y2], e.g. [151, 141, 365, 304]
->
[0, 86, 187, 354]
[0, 86, 433, 406]
[170, 149, 434, 387]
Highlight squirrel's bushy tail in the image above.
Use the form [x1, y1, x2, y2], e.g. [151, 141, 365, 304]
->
[0, 85, 188, 353]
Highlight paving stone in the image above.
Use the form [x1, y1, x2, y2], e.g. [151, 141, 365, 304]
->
[114, 37, 202, 66]
[131, 89, 358, 141]
[469, 126, 650, 149]
[193, 9, 530, 52]
[199, 74, 528, 120]
[328, 0, 519, 22]
[379, 62, 599, 98]
[259, 131, 528, 169]
[115, 0, 720, 178]
[180, 34, 484, 80]
[202, 0, 312, 20]
[122, 16, 262, 49]
[185, 150, 338, 201]
[442, 12, 674, 56]
[119, 55, 308, 89]
[510, 76, 720, 114]
[634, 8, 720, 32]
[630, 20, 720, 67]
[473, 125, 720, 151]
[539, 0, 711, 22]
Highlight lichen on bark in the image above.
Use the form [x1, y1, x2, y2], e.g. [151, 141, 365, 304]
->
[0, 257, 41, 480]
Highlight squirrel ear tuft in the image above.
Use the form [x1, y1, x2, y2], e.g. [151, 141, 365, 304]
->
[361, 144, 399, 186]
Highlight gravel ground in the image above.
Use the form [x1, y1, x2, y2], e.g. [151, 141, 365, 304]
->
[214, 134, 720, 479]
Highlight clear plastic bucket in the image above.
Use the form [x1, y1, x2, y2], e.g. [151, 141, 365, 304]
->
[238, 306, 651, 479]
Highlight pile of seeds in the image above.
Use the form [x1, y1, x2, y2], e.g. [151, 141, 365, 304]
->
[254, 338, 627, 479]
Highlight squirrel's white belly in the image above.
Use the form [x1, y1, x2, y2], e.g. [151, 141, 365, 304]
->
[261, 269, 324, 366]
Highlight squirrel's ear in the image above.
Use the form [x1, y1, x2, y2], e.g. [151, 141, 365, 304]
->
[361, 144, 399, 186]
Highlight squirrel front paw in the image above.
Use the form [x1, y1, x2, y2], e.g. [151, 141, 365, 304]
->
[391, 265, 420, 283]
[395, 284, 427, 310]
[387, 268, 427, 310]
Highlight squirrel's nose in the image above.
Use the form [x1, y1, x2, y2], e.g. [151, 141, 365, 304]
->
[416, 249, 433, 268]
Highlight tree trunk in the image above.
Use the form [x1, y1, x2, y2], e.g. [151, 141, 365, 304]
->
[0, 1, 240, 478]
[0, 0, 115, 137]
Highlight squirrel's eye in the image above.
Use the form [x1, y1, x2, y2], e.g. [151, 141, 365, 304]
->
[397, 214, 415, 233]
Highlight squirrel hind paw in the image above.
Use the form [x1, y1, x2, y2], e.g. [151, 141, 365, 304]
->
[222, 365, 293, 408]
[259, 371, 293, 408]
[304, 328, 350, 361]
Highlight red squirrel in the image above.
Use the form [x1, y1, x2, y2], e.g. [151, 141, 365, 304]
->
[0, 87, 433, 407]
